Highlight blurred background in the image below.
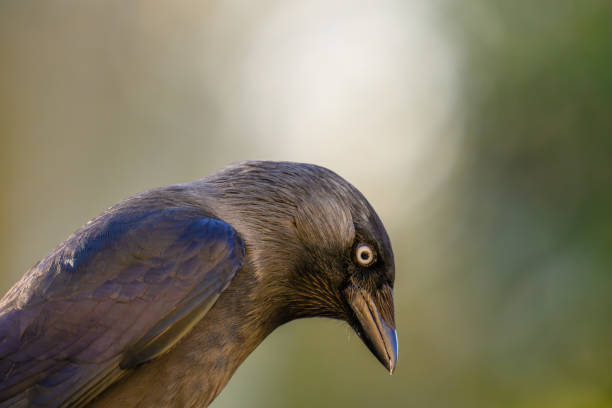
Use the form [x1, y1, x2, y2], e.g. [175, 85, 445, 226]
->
[1, 0, 611, 406]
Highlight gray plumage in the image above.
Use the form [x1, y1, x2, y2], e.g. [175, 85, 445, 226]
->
[0, 161, 397, 407]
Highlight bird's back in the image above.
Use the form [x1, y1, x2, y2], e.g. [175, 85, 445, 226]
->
[0, 190, 245, 407]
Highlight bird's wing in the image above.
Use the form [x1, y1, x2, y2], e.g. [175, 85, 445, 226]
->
[0, 206, 244, 407]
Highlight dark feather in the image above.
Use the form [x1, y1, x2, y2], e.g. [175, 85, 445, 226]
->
[0, 207, 244, 407]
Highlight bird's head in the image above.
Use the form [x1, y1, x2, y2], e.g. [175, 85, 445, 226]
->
[207, 161, 398, 374]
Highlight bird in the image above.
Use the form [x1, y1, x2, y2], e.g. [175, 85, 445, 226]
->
[0, 161, 397, 407]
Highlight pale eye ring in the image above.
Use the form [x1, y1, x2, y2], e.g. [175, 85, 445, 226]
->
[356, 244, 376, 267]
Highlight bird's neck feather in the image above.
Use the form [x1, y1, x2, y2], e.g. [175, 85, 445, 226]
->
[162, 261, 286, 406]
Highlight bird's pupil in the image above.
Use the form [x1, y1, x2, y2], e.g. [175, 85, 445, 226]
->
[361, 251, 370, 260]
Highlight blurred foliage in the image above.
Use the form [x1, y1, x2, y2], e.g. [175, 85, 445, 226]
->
[1, 1, 611, 407]
[439, 0, 612, 405]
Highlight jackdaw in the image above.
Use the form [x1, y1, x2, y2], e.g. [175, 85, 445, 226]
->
[0, 161, 397, 407]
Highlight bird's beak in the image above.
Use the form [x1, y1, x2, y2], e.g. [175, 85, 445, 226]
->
[345, 284, 398, 374]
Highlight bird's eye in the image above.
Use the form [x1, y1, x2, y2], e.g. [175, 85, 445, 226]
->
[356, 244, 376, 267]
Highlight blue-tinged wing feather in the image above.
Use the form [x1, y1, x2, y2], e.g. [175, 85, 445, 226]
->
[0, 207, 244, 407]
